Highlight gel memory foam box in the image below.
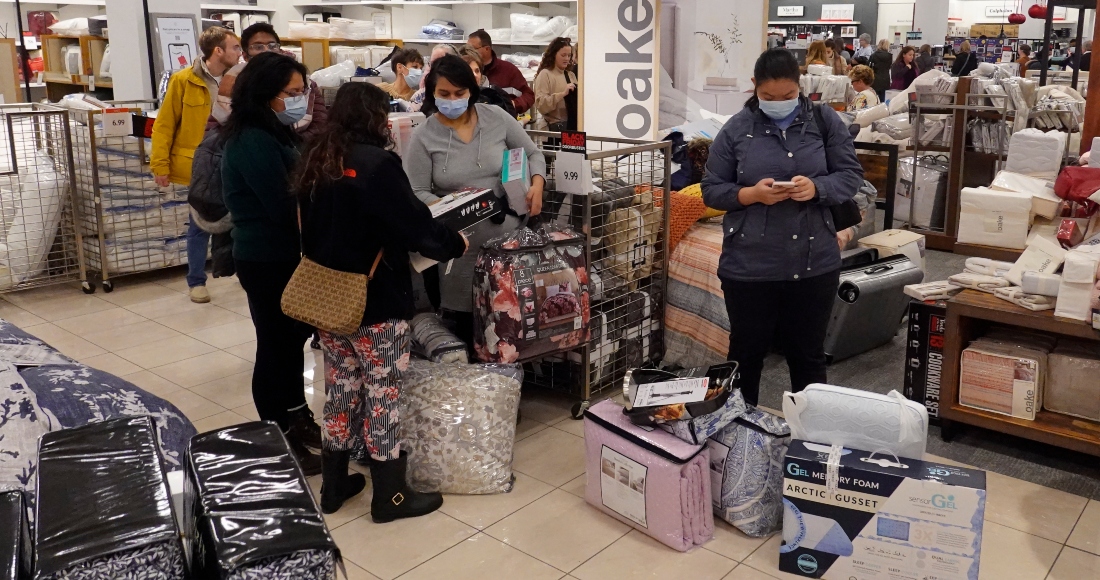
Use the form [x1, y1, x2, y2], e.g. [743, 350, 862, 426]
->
[780, 440, 986, 579]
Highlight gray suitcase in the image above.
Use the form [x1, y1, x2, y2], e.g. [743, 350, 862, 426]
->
[824, 254, 924, 362]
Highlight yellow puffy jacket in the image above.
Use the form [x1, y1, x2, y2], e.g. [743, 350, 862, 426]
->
[150, 63, 214, 185]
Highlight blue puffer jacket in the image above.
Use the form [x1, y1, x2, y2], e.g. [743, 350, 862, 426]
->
[702, 96, 864, 283]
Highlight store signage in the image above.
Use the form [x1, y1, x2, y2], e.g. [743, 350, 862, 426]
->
[102, 109, 133, 138]
[820, 4, 855, 21]
[555, 131, 592, 195]
[777, 6, 804, 17]
[582, 0, 660, 140]
[985, 6, 1013, 18]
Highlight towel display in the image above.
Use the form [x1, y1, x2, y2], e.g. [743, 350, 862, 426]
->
[903, 280, 963, 301]
[400, 360, 521, 494]
[583, 400, 714, 552]
[185, 423, 340, 579]
[1005, 234, 1067, 286]
[993, 286, 1056, 311]
[663, 223, 729, 369]
[34, 417, 185, 580]
[1021, 271, 1062, 296]
[948, 272, 1011, 293]
[411, 313, 468, 364]
[707, 407, 790, 537]
[964, 257, 1013, 277]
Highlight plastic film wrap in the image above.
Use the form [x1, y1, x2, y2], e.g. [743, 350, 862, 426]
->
[0, 488, 31, 580]
[411, 312, 468, 364]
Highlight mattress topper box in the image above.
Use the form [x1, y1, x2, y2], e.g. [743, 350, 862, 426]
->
[410, 187, 502, 272]
[957, 186, 1033, 250]
[780, 440, 986, 580]
[857, 229, 926, 272]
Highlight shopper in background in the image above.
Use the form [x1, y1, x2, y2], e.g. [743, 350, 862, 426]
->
[846, 65, 879, 111]
[220, 52, 322, 475]
[293, 83, 468, 518]
[1076, 39, 1092, 71]
[405, 44, 459, 112]
[468, 29, 535, 116]
[951, 40, 978, 77]
[916, 44, 935, 74]
[458, 46, 517, 117]
[533, 37, 578, 131]
[152, 26, 240, 304]
[240, 23, 328, 141]
[805, 41, 828, 68]
[404, 55, 547, 347]
[870, 39, 893, 102]
[824, 40, 847, 75]
[852, 33, 874, 63]
[701, 48, 863, 405]
[377, 48, 424, 101]
[890, 46, 918, 90]
[1017, 43, 1033, 72]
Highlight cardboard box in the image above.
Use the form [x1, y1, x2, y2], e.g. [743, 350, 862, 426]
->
[409, 187, 501, 272]
[858, 229, 926, 273]
[501, 148, 530, 216]
[957, 187, 1032, 250]
[904, 301, 946, 426]
[780, 440, 986, 580]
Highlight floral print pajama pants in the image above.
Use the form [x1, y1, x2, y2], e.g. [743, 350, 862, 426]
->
[318, 319, 411, 460]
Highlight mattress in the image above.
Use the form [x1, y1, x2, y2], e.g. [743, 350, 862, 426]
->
[707, 407, 790, 537]
[583, 399, 713, 552]
[663, 222, 729, 369]
[400, 360, 521, 494]
[782, 383, 929, 460]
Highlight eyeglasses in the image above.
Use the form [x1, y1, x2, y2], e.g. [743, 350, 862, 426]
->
[248, 42, 281, 53]
[281, 86, 311, 99]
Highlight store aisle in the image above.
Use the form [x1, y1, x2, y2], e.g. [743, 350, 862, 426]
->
[1, 268, 1098, 580]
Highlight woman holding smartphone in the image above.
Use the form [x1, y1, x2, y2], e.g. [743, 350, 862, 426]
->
[701, 48, 864, 406]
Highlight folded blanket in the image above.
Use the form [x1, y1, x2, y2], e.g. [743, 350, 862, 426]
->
[904, 280, 963, 301]
[664, 223, 729, 369]
[948, 273, 1011, 293]
[964, 257, 1013, 277]
[993, 286, 1056, 311]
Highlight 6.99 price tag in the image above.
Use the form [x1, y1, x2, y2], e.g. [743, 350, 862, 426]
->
[102, 108, 133, 137]
[554, 150, 592, 196]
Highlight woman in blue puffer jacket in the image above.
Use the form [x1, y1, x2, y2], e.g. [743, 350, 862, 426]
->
[701, 48, 864, 406]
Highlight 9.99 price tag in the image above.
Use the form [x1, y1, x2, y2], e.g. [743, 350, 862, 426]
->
[554, 150, 592, 196]
[102, 108, 133, 137]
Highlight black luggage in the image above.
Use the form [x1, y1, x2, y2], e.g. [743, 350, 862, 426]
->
[0, 488, 31, 580]
[824, 254, 924, 362]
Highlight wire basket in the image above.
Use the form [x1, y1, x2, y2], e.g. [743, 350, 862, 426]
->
[520, 132, 672, 418]
[0, 103, 87, 294]
[67, 100, 192, 293]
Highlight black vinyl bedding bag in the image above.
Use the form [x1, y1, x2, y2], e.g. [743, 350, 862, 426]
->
[185, 422, 341, 580]
[33, 416, 186, 580]
[0, 488, 31, 580]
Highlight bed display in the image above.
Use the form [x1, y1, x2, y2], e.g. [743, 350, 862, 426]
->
[663, 222, 729, 369]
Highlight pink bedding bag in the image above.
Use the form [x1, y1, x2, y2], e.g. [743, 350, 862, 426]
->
[583, 399, 714, 552]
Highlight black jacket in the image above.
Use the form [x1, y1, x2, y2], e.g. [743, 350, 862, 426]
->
[951, 51, 978, 77]
[300, 143, 466, 326]
[915, 53, 935, 74]
[870, 49, 893, 92]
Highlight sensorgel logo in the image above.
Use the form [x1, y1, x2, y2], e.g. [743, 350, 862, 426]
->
[909, 493, 958, 509]
[796, 554, 818, 574]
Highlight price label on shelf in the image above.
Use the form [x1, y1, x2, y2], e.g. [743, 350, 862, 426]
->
[102, 109, 133, 137]
[554, 150, 592, 196]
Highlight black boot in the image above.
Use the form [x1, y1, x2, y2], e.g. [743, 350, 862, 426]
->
[286, 431, 322, 477]
[320, 450, 367, 514]
[369, 452, 442, 523]
[287, 406, 323, 449]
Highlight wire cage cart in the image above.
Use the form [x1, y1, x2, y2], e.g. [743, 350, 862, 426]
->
[521, 132, 672, 418]
[67, 100, 192, 293]
[0, 103, 87, 294]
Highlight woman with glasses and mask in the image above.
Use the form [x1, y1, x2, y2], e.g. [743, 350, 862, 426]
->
[404, 54, 546, 348]
[220, 52, 323, 474]
[701, 48, 863, 407]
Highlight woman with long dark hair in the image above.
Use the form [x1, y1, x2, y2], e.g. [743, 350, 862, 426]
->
[890, 46, 918, 90]
[701, 48, 863, 406]
[532, 37, 577, 131]
[404, 54, 547, 347]
[220, 52, 321, 474]
[293, 82, 467, 518]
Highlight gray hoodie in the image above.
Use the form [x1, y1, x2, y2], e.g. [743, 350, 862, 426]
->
[403, 103, 547, 312]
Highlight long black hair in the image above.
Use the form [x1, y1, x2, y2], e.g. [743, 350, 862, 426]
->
[292, 83, 392, 197]
[422, 54, 480, 117]
[220, 51, 308, 146]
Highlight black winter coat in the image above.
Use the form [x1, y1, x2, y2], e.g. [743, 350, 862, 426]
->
[870, 49, 893, 92]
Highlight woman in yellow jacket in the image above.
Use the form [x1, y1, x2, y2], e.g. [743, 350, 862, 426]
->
[150, 27, 240, 302]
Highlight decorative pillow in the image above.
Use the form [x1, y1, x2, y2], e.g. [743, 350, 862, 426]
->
[656, 192, 707, 253]
[678, 183, 725, 219]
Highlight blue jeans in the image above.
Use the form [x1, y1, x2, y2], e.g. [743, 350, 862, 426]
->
[186, 221, 211, 288]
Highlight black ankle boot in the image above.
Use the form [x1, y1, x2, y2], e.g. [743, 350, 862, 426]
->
[286, 432, 322, 477]
[320, 450, 367, 514]
[368, 452, 442, 523]
[287, 406, 323, 449]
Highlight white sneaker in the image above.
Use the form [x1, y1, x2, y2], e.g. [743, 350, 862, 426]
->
[189, 286, 210, 303]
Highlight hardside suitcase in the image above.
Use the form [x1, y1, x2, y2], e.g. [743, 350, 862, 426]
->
[824, 254, 924, 362]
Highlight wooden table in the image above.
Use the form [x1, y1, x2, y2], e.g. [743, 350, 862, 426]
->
[940, 290, 1100, 457]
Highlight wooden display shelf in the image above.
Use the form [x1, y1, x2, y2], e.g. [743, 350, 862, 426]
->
[940, 289, 1100, 457]
[281, 38, 404, 73]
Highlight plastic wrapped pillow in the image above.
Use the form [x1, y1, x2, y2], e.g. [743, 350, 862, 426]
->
[854, 102, 889, 127]
[532, 15, 572, 41]
[872, 113, 912, 140]
[564, 24, 579, 42]
[411, 312, 468, 364]
[511, 13, 549, 42]
[48, 17, 89, 36]
[288, 20, 330, 39]
[484, 28, 511, 42]
[400, 360, 521, 494]
[329, 17, 375, 40]
[311, 60, 356, 88]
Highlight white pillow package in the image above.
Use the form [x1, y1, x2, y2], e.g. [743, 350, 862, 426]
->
[781, 384, 929, 460]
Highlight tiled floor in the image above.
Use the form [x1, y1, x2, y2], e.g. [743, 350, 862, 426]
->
[4, 269, 1100, 580]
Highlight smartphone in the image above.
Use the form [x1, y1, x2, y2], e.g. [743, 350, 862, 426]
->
[772, 181, 796, 188]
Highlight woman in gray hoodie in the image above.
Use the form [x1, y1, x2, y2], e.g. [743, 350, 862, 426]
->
[404, 54, 547, 345]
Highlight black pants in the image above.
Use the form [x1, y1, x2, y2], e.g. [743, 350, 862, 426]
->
[875, 88, 887, 102]
[423, 265, 441, 310]
[236, 259, 313, 431]
[721, 269, 840, 406]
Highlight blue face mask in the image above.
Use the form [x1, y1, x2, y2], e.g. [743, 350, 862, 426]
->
[436, 97, 469, 120]
[404, 67, 423, 86]
[758, 98, 799, 120]
[274, 94, 308, 125]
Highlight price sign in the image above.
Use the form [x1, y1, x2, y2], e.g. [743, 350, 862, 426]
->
[102, 108, 133, 137]
[554, 150, 592, 196]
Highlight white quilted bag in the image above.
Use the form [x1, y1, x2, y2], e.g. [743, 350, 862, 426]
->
[1005, 128, 1067, 179]
[782, 384, 929, 460]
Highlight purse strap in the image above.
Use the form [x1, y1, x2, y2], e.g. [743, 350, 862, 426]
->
[367, 250, 384, 280]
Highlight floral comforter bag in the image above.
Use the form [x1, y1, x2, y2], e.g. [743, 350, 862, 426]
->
[473, 224, 591, 363]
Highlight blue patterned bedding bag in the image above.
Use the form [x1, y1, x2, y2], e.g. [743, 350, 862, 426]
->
[706, 407, 791, 537]
[658, 387, 748, 445]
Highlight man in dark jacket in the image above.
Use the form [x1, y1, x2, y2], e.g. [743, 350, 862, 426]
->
[468, 29, 535, 116]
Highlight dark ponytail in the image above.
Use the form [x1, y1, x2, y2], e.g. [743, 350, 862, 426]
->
[753, 48, 801, 84]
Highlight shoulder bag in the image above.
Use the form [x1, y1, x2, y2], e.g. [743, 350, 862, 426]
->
[813, 105, 864, 231]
